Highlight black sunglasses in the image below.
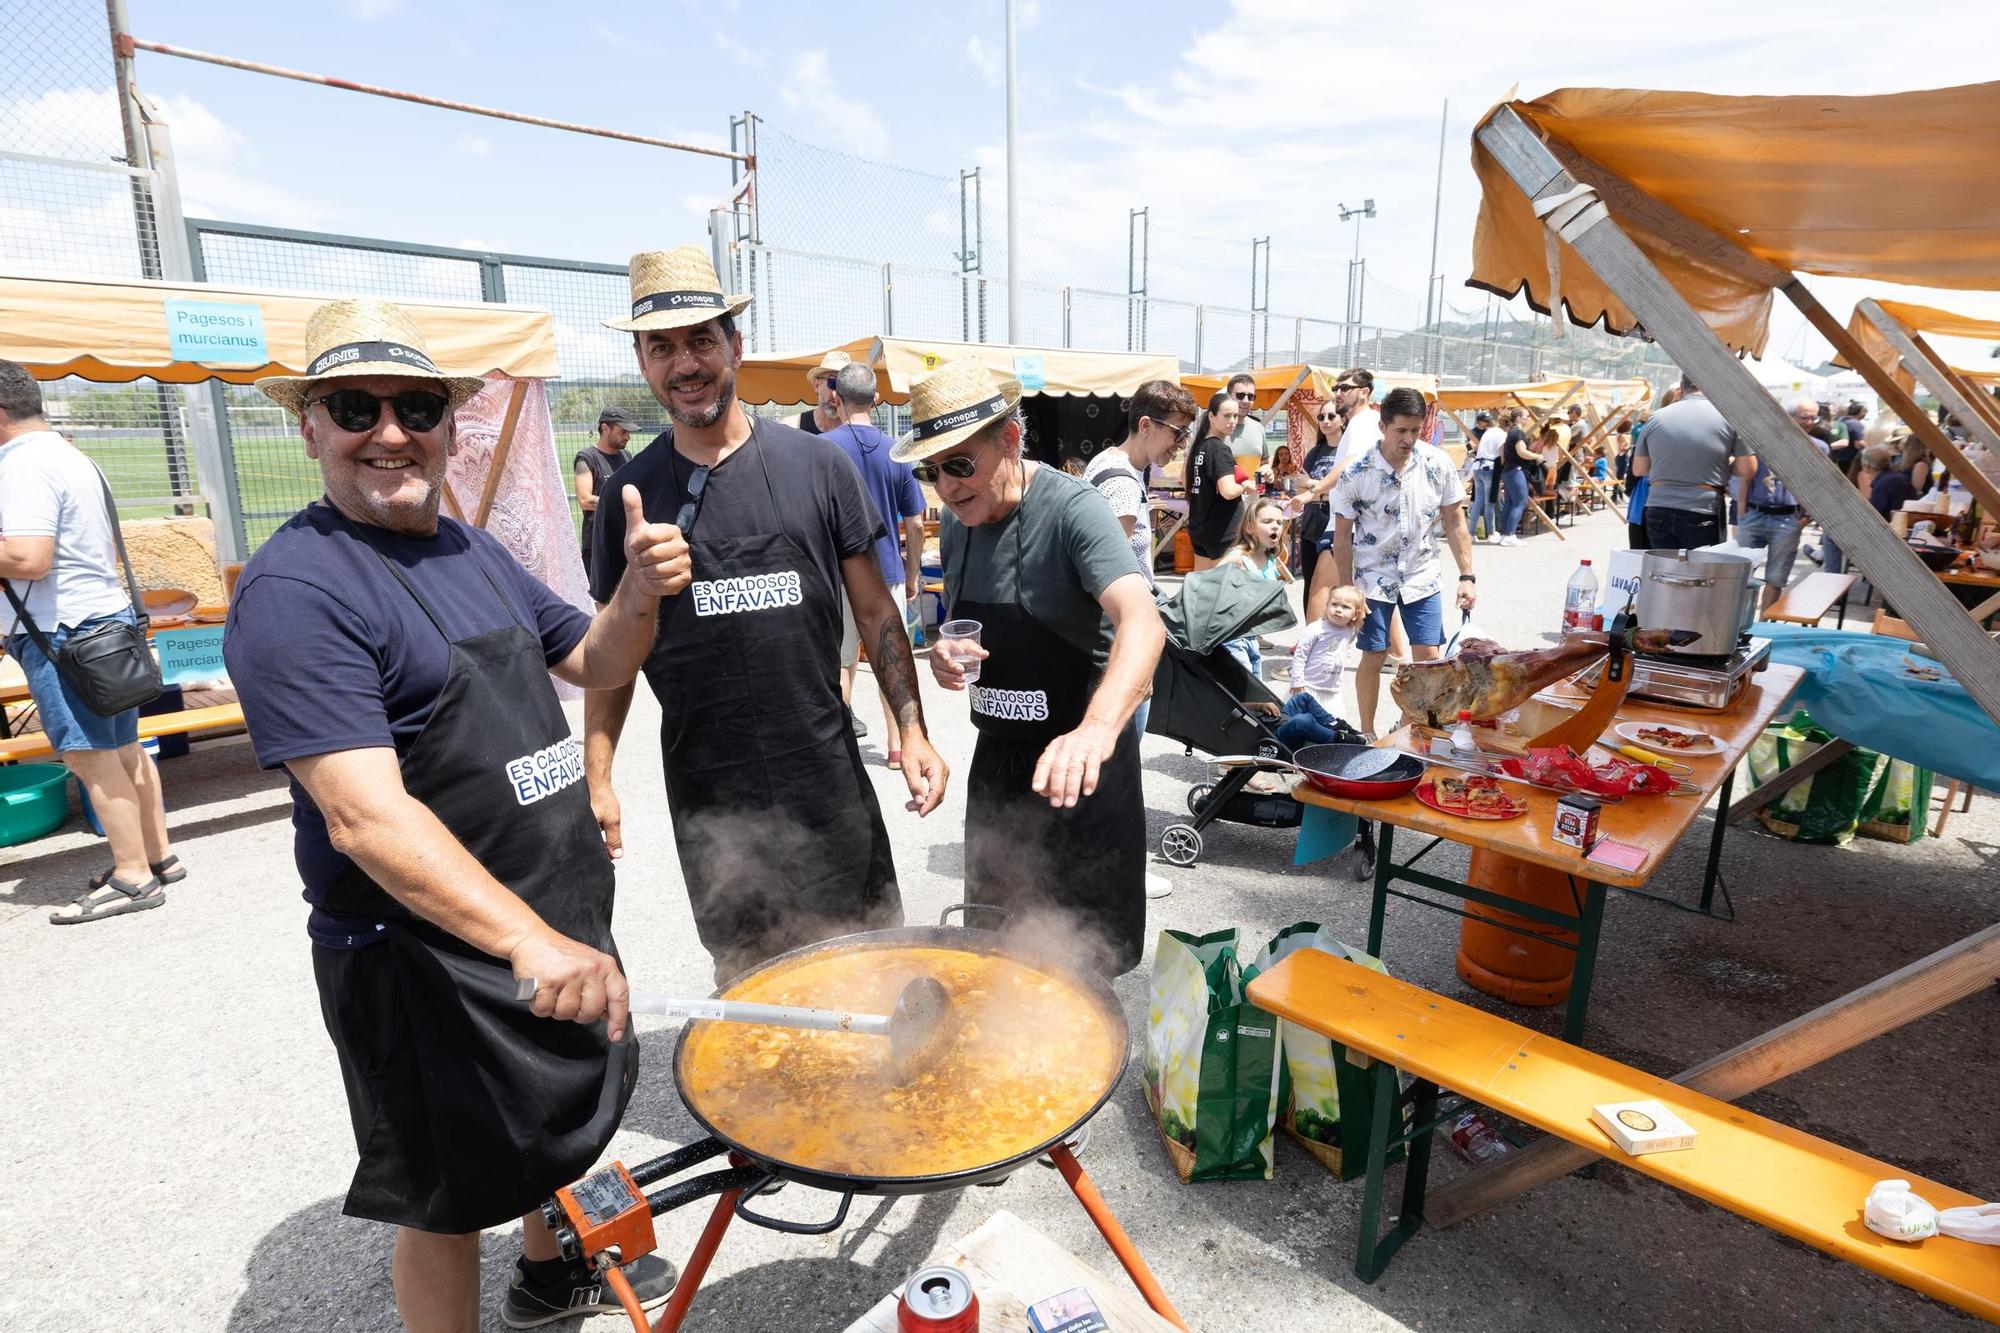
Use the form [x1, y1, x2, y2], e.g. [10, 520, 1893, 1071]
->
[1232, 391, 1256, 401]
[309, 387, 450, 434]
[1146, 415, 1193, 445]
[675, 464, 711, 534]
[1317, 412, 1342, 423]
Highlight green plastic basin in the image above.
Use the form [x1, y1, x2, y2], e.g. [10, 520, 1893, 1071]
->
[0, 763, 72, 846]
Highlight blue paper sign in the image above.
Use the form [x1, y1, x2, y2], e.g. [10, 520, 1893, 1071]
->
[153, 626, 228, 686]
[164, 300, 268, 365]
[1012, 353, 1046, 391]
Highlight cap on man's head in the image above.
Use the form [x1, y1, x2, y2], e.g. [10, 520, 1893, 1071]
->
[1474, 410, 1493, 423]
[598, 405, 646, 431]
[808, 349, 854, 385]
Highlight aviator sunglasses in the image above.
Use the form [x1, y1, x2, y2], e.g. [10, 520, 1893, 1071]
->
[912, 436, 998, 483]
[309, 387, 450, 434]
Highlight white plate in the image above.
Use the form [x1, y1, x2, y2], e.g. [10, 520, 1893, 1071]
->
[1614, 721, 1723, 756]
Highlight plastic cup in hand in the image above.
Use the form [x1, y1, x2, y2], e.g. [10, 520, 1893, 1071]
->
[937, 619, 983, 683]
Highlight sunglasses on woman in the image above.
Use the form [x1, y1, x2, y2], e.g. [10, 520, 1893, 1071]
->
[309, 387, 451, 434]
[912, 436, 996, 483]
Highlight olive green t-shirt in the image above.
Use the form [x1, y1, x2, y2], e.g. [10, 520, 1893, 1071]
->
[940, 465, 1142, 667]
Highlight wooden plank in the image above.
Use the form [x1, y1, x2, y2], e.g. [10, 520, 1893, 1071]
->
[473, 378, 528, 529]
[1248, 949, 2000, 1324]
[1424, 923, 2000, 1231]
[0, 702, 246, 763]
[1295, 664, 1804, 888]
[1724, 738, 1852, 824]
[1855, 301, 2000, 514]
[1763, 571, 1859, 625]
[1474, 107, 2000, 729]
[1909, 328, 2000, 441]
[1522, 496, 1568, 540]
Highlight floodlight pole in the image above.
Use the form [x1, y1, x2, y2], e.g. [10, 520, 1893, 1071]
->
[1005, 0, 1020, 343]
[1339, 199, 1376, 364]
[1424, 99, 1449, 373]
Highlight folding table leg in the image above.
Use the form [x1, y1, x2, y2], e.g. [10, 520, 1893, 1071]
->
[1365, 823, 1395, 957]
[1562, 883, 1607, 1045]
[1354, 1067, 1436, 1283]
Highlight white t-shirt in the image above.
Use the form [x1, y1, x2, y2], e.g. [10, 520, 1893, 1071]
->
[1475, 427, 1507, 462]
[0, 430, 131, 635]
[1329, 406, 1380, 484]
[1083, 446, 1154, 588]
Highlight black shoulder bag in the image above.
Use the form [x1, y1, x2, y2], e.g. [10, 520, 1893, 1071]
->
[3, 465, 164, 716]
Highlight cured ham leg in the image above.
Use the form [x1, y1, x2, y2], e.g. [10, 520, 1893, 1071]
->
[1390, 628, 1696, 726]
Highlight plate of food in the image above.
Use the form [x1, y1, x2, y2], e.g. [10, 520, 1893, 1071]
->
[1614, 721, 1723, 756]
[1416, 774, 1528, 820]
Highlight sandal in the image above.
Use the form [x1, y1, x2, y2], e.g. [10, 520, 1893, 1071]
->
[88, 854, 185, 891]
[51, 874, 164, 925]
[887, 751, 902, 770]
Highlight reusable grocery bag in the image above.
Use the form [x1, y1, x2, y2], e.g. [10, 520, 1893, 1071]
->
[1248, 921, 1399, 1180]
[1747, 710, 1931, 847]
[1142, 927, 1284, 1182]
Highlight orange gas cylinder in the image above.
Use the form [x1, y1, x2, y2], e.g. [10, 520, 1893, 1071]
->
[1172, 528, 1194, 574]
[1455, 848, 1578, 1006]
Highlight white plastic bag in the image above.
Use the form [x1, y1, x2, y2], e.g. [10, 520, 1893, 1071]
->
[1865, 1180, 2000, 1245]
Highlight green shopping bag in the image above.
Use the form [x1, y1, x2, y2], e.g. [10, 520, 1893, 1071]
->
[1142, 928, 1284, 1182]
[1747, 710, 1932, 846]
[1248, 922, 1400, 1180]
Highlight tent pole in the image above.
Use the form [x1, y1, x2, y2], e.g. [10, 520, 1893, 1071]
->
[1477, 106, 2000, 725]
[1788, 293, 2000, 518]
[474, 381, 528, 529]
[1859, 301, 2000, 463]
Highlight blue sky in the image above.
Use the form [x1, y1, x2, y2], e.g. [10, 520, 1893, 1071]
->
[16, 0, 2000, 367]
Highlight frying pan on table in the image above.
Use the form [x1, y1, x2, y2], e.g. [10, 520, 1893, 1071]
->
[1217, 744, 1427, 799]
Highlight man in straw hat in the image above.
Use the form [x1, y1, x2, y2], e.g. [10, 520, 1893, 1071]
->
[584, 246, 947, 985]
[911, 357, 1165, 979]
[223, 298, 691, 1329]
[791, 347, 852, 436]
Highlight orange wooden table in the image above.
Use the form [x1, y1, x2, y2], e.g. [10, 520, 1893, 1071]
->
[1294, 664, 1804, 1042]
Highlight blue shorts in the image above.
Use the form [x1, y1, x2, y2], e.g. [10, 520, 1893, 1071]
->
[1358, 592, 1444, 653]
[8, 610, 143, 752]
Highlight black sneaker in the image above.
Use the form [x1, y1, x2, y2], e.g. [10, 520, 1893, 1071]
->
[500, 1252, 677, 1328]
[849, 709, 868, 738]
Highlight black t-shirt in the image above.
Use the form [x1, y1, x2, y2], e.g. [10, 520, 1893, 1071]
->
[793, 410, 824, 436]
[1185, 434, 1239, 557]
[588, 421, 882, 610]
[574, 446, 631, 542]
[1300, 440, 1337, 503]
[224, 503, 591, 911]
[1496, 427, 1530, 476]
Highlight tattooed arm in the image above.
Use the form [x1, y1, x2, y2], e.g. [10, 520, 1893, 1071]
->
[841, 552, 949, 816]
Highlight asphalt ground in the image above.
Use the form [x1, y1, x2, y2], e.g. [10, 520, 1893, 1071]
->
[2, 504, 1993, 1331]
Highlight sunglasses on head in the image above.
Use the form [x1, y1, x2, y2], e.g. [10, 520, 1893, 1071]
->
[309, 387, 450, 434]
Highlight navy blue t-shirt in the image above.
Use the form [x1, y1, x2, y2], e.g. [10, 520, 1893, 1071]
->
[224, 502, 591, 916]
[821, 422, 924, 585]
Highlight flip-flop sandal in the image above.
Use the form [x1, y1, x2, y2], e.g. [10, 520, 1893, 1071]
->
[88, 855, 185, 891]
[51, 874, 164, 925]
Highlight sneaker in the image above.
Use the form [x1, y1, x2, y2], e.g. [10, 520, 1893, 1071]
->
[1499, 535, 1523, 547]
[501, 1253, 678, 1329]
[849, 709, 868, 739]
[1145, 872, 1172, 900]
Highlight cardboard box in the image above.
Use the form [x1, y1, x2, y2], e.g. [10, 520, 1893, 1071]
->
[1590, 1099, 1697, 1155]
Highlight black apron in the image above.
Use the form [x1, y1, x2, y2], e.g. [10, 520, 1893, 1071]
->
[314, 547, 633, 1234]
[948, 482, 1146, 976]
[644, 421, 899, 982]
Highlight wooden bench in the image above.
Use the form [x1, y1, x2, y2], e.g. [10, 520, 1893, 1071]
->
[1764, 571, 1859, 627]
[1246, 949, 1999, 1322]
[0, 702, 246, 764]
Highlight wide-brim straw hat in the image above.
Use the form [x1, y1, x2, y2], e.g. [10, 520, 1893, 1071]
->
[807, 349, 853, 384]
[890, 357, 1023, 463]
[256, 299, 486, 416]
[604, 245, 753, 333]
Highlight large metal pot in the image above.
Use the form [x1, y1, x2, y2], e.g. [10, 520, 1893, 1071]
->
[1636, 548, 1754, 654]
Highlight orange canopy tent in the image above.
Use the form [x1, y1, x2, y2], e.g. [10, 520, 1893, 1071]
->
[1836, 299, 2000, 458]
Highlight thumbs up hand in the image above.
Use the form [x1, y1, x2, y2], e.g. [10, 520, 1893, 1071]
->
[622, 485, 691, 598]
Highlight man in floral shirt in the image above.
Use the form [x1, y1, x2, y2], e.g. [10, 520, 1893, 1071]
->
[1318, 387, 1476, 735]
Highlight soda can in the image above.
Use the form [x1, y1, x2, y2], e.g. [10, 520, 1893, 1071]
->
[897, 1264, 979, 1332]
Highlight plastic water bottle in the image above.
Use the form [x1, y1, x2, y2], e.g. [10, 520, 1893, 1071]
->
[1562, 559, 1598, 634]
[1450, 709, 1478, 763]
[1449, 1111, 1513, 1164]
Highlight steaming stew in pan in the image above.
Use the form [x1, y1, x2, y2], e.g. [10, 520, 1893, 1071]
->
[680, 945, 1122, 1178]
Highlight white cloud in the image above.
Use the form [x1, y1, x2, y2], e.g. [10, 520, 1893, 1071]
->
[714, 33, 767, 72]
[966, 34, 1002, 87]
[348, 0, 398, 19]
[777, 51, 890, 159]
[456, 131, 493, 158]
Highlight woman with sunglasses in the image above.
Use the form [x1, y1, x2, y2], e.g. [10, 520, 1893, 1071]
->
[904, 358, 1166, 980]
[1184, 389, 1249, 570]
[1291, 399, 1345, 571]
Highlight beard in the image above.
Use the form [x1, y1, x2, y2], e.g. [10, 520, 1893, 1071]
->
[321, 450, 447, 535]
[664, 364, 739, 429]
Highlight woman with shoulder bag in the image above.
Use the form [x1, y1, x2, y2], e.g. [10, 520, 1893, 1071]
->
[0, 362, 180, 924]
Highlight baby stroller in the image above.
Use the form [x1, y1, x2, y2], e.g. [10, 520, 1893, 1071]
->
[1147, 565, 1373, 874]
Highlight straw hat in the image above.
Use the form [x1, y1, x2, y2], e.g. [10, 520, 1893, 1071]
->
[890, 357, 1022, 463]
[604, 245, 752, 333]
[256, 299, 486, 416]
[807, 349, 853, 385]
